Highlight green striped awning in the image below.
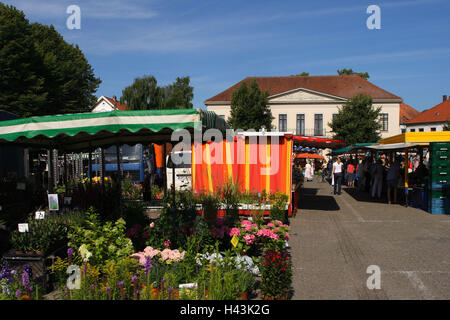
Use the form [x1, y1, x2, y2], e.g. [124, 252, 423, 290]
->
[0, 109, 228, 151]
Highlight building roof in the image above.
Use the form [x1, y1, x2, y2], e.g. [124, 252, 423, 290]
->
[205, 75, 402, 103]
[104, 96, 128, 111]
[405, 99, 450, 125]
[91, 95, 128, 111]
[399, 103, 420, 124]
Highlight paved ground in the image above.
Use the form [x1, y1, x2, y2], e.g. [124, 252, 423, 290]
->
[289, 179, 450, 300]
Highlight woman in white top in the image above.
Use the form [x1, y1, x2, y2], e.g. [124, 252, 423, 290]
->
[332, 157, 344, 195]
[305, 161, 313, 181]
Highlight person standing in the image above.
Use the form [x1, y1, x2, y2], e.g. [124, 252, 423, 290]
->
[386, 157, 401, 204]
[305, 161, 312, 181]
[346, 161, 355, 188]
[332, 157, 344, 195]
[371, 159, 384, 200]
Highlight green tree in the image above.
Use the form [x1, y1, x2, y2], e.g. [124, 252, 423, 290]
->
[443, 120, 450, 131]
[31, 23, 101, 115]
[291, 72, 309, 76]
[162, 76, 194, 109]
[0, 4, 47, 117]
[121, 76, 194, 110]
[120, 75, 164, 110]
[337, 68, 370, 80]
[329, 94, 381, 145]
[227, 79, 274, 130]
[0, 4, 101, 117]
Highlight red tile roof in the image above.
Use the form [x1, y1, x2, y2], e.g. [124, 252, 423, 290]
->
[399, 103, 420, 124]
[104, 96, 128, 111]
[405, 99, 450, 124]
[205, 75, 402, 103]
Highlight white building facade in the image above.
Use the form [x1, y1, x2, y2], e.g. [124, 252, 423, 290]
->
[205, 75, 403, 139]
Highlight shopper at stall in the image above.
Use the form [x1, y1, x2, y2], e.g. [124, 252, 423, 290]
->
[386, 157, 401, 204]
[332, 157, 344, 195]
[371, 159, 384, 200]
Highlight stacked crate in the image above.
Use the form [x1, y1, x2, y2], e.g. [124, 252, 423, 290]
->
[428, 142, 450, 214]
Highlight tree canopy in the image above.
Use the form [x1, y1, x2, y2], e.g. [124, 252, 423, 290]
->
[120, 76, 194, 110]
[337, 68, 370, 80]
[291, 72, 309, 76]
[227, 79, 274, 131]
[328, 94, 381, 145]
[0, 4, 101, 117]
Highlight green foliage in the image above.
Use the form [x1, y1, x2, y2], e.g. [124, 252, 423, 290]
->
[162, 76, 194, 109]
[291, 72, 309, 76]
[329, 93, 381, 145]
[67, 207, 134, 266]
[0, 4, 100, 117]
[227, 79, 274, 130]
[121, 178, 143, 200]
[269, 192, 289, 223]
[337, 68, 370, 80]
[145, 190, 198, 249]
[10, 211, 84, 254]
[120, 75, 193, 110]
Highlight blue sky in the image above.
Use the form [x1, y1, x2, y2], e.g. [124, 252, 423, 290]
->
[3, 0, 450, 111]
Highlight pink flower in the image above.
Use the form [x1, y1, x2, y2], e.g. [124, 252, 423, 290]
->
[229, 228, 240, 237]
[285, 232, 290, 241]
[241, 220, 252, 226]
[267, 222, 275, 228]
[149, 222, 155, 228]
[143, 246, 160, 258]
[244, 234, 256, 245]
[131, 252, 146, 265]
[164, 240, 171, 248]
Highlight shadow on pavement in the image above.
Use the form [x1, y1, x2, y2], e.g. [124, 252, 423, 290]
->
[298, 187, 340, 211]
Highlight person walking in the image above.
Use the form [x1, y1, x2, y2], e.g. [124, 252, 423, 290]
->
[386, 157, 401, 204]
[332, 157, 344, 195]
[357, 159, 365, 191]
[371, 159, 384, 200]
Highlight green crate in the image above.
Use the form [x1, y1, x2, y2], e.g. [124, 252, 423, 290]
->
[430, 150, 449, 159]
[431, 158, 450, 168]
[429, 189, 450, 199]
[431, 166, 450, 174]
[430, 142, 450, 151]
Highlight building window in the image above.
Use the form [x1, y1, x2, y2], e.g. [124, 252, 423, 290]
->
[431, 127, 436, 131]
[380, 113, 388, 131]
[332, 113, 338, 121]
[296, 114, 305, 135]
[419, 128, 424, 132]
[410, 129, 415, 132]
[279, 114, 287, 132]
[218, 115, 225, 119]
[401, 128, 406, 133]
[314, 114, 323, 136]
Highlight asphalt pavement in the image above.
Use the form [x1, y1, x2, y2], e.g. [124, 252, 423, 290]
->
[289, 179, 450, 299]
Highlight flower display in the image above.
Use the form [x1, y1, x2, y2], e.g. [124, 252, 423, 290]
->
[131, 246, 186, 266]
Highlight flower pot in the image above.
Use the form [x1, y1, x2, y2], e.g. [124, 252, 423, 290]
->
[239, 291, 248, 300]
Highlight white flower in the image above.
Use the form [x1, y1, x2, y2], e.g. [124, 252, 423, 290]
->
[78, 244, 92, 262]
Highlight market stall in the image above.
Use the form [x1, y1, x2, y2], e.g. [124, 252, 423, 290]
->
[376, 131, 450, 214]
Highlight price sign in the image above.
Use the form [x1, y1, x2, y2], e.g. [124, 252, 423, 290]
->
[48, 194, 59, 211]
[35, 211, 45, 219]
[18, 223, 29, 233]
[231, 235, 239, 247]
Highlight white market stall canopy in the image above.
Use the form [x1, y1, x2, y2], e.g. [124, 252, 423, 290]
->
[0, 109, 229, 151]
[365, 142, 429, 151]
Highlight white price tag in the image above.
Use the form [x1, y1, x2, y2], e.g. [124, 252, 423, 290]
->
[35, 211, 45, 219]
[18, 223, 29, 233]
[179, 283, 198, 289]
[64, 197, 72, 205]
